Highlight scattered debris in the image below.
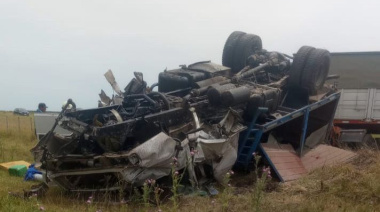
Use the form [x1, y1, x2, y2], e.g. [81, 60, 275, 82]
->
[24, 164, 43, 181]
[8, 165, 28, 177]
[0, 160, 30, 171]
[0, 160, 31, 178]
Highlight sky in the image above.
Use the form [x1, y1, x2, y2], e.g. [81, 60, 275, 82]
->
[1, 0, 379, 111]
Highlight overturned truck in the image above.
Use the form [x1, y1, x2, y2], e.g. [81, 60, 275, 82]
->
[32, 31, 339, 192]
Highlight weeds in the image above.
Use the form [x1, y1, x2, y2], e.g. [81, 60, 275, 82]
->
[154, 184, 164, 210]
[142, 179, 155, 209]
[220, 170, 234, 212]
[117, 181, 127, 211]
[252, 152, 270, 212]
[142, 181, 150, 208]
[85, 195, 101, 212]
[31, 193, 46, 211]
[141, 178, 164, 211]
[170, 156, 185, 211]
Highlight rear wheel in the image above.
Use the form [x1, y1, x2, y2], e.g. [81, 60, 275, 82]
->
[232, 33, 262, 73]
[222, 31, 246, 69]
[300, 49, 330, 94]
[288, 47, 330, 94]
[288, 46, 315, 87]
[222, 32, 262, 73]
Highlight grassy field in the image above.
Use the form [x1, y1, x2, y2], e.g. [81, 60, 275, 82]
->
[0, 112, 379, 212]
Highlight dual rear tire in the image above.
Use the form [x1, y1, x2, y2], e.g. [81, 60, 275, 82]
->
[222, 31, 262, 73]
[222, 31, 331, 94]
[288, 46, 331, 94]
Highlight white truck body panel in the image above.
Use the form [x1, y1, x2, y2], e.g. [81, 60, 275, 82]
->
[34, 113, 72, 140]
[335, 89, 380, 121]
[371, 89, 380, 120]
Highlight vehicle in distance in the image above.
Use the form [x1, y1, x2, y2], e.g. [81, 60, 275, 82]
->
[13, 108, 29, 116]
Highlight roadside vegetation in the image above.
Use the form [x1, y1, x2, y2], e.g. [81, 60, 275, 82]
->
[0, 112, 379, 212]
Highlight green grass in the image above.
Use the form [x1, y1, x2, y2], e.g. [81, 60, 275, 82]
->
[0, 111, 379, 211]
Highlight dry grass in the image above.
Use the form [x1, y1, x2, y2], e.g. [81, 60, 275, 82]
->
[0, 111, 379, 211]
[260, 151, 380, 212]
[0, 111, 35, 135]
[0, 112, 36, 163]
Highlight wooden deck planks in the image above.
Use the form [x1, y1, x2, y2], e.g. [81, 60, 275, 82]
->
[261, 143, 308, 182]
[261, 143, 357, 182]
[301, 144, 357, 171]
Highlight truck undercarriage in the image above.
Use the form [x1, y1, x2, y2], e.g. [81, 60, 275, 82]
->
[31, 31, 337, 192]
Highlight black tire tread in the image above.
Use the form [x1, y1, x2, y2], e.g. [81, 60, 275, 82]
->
[222, 31, 246, 68]
[232, 33, 262, 72]
[288, 46, 315, 87]
[301, 48, 331, 94]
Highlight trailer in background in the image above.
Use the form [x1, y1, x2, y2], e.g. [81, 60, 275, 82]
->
[329, 52, 380, 149]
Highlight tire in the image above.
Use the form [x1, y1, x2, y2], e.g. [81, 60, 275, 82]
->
[222, 31, 246, 69]
[288, 46, 315, 87]
[231, 33, 262, 73]
[300, 48, 330, 94]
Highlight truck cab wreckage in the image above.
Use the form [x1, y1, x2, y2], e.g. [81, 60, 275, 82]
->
[31, 31, 343, 192]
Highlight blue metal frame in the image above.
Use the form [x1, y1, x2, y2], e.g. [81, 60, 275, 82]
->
[299, 108, 310, 157]
[236, 108, 267, 168]
[236, 92, 341, 170]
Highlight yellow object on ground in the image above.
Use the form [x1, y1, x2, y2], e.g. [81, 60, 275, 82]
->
[0, 161, 31, 171]
[371, 134, 380, 139]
